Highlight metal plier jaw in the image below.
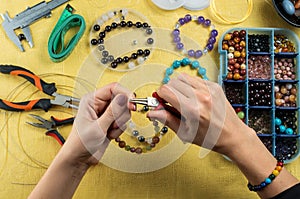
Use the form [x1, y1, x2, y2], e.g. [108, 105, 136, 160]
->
[26, 114, 56, 130]
[51, 92, 80, 109]
[129, 97, 160, 107]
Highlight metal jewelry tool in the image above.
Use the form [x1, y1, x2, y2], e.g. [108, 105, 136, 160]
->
[1, 0, 69, 51]
[0, 65, 80, 111]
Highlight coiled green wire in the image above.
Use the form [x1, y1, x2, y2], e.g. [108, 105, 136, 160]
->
[48, 5, 86, 62]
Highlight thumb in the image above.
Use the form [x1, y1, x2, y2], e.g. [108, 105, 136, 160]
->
[97, 94, 129, 132]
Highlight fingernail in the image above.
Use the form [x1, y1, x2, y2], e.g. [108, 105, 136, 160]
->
[132, 104, 137, 111]
[133, 92, 137, 97]
[117, 95, 127, 106]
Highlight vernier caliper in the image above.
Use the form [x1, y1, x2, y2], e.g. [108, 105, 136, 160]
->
[1, 0, 69, 51]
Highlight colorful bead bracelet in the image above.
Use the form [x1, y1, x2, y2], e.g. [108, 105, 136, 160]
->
[172, 14, 218, 59]
[163, 57, 208, 84]
[247, 160, 284, 192]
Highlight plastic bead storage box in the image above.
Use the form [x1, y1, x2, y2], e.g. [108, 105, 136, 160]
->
[218, 28, 300, 163]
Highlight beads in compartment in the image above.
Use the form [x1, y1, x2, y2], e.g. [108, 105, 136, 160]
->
[275, 111, 297, 135]
[248, 34, 270, 52]
[224, 82, 245, 104]
[248, 55, 271, 79]
[222, 30, 247, 80]
[248, 82, 272, 106]
[274, 58, 296, 80]
[274, 34, 296, 53]
[276, 138, 298, 161]
[248, 109, 272, 134]
[274, 83, 297, 107]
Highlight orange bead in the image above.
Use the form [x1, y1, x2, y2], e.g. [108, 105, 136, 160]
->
[276, 166, 282, 171]
[224, 33, 232, 40]
[234, 51, 241, 58]
[233, 73, 240, 80]
[241, 51, 246, 58]
[222, 44, 229, 50]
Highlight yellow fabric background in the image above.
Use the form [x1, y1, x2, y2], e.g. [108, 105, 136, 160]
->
[0, 0, 299, 198]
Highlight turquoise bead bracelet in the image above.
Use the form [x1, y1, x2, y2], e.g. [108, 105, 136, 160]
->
[163, 57, 208, 84]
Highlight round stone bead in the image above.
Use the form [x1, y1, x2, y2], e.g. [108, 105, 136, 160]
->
[135, 147, 142, 154]
[128, 62, 135, 69]
[285, 128, 293, 135]
[197, 16, 205, 24]
[279, 125, 286, 133]
[191, 61, 200, 69]
[118, 141, 126, 148]
[161, 126, 168, 134]
[138, 136, 145, 142]
[152, 136, 160, 144]
[166, 67, 174, 75]
[147, 38, 154, 44]
[198, 67, 206, 76]
[132, 130, 139, 137]
[146, 28, 153, 35]
[211, 29, 218, 37]
[188, 49, 195, 57]
[176, 42, 184, 50]
[172, 60, 181, 68]
[163, 76, 170, 84]
[195, 50, 203, 58]
[265, 178, 272, 184]
[275, 118, 282, 126]
[182, 57, 191, 65]
[173, 29, 180, 36]
[237, 111, 245, 119]
[93, 24, 100, 31]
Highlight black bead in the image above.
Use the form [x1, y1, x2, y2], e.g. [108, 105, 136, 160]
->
[98, 38, 104, 44]
[161, 126, 168, 133]
[116, 57, 123, 63]
[120, 21, 126, 27]
[111, 62, 118, 68]
[138, 136, 145, 142]
[135, 22, 142, 28]
[142, 22, 149, 28]
[144, 49, 150, 56]
[105, 25, 112, 32]
[127, 21, 133, 27]
[111, 22, 118, 29]
[99, 31, 105, 39]
[93, 24, 100, 31]
[131, 53, 138, 59]
[143, 106, 149, 111]
[137, 49, 144, 55]
[123, 56, 129, 63]
[91, 38, 98, 45]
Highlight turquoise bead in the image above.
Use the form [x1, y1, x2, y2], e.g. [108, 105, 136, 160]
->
[163, 76, 170, 84]
[166, 67, 174, 75]
[198, 67, 206, 76]
[181, 57, 191, 66]
[191, 60, 199, 69]
[172, 60, 181, 69]
[202, 75, 208, 80]
[275, 118, 282, 126]
[265, 178, 271, 184]
[279, 125, 286, 133]
[285, 128, 293, 135]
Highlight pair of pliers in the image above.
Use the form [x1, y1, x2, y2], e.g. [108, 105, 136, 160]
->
[130, 92, 181, 119]
[26, 114, 75, 145]
[0, 65, 80, 111]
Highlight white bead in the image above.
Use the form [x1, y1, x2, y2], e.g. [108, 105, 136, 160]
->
[175, 23, 180, 29]
[203, 48, 208, 54]
[274, 85, 279, 92]
[192, 15, 198, 20]
[210, 24, 216, 31]
[108, 11, 114, 18]
[137, 57, 145, 65]
[97, 19, 104, 26]
[181, 49, 187, 55]
[128, 120, 136, 129]
[132, 40, 138, 45]
[128, 62, 135, 69]
[122, 8, 128, 16]
[102, 14, 109, 21]
[286, 83, 293, 90]
[227, 52, 234, 59]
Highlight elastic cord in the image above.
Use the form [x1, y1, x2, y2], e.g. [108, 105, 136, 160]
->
[48, 5, 86, 62]
[210, 0, 253, 24]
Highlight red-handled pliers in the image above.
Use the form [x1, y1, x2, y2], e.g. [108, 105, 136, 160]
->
[129, 92, 181, 118]
[26, 114, 75, 145]
[0, 65, 80, 111]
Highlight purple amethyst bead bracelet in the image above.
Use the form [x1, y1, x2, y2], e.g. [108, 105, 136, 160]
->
[172, 14, 218, 59]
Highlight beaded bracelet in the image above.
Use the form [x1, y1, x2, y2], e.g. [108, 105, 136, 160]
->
[90, 20, 153, 69]
[247, 160, 284, 192]
[114, 120, 168, 154]
[163, 57, 208, 84]
[172, 14, 218, 59]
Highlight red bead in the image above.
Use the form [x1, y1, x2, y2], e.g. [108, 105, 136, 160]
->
[277, 161, 284, 167]
[115, 137, 121, 142]
[135, 147, 142, 154]
[118, 141, 126, 148]
[152, 136, 160, 144]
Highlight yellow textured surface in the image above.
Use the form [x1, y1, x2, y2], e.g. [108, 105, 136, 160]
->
[0, 0, 299, 198]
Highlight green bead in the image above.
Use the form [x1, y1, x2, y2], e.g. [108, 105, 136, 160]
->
[269, 174, 276, 180]
[237, 111, 245, 119]
[125, 145, 131, 151]
[154, 125, 160, 132]
[146, 145, 152, 150]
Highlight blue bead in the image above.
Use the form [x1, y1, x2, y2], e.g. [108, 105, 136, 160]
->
[166, 67, 174, 76]
[172, 60, 181, 69]
[163, 76, 170, 84]
[279, 125, 286, 133]
[260, 182, 266, 188]
[202, 75, 209, 80]
[265, 178, 271, 184]
[198, 67, 206, 76]
[275, 118, 282, 126]
[285, 128, 293, 135]
[191, 60, 199, 69]
[181, 57, 190, 66]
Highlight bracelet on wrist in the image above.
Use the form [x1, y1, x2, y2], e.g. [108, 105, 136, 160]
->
[247, 160, 284, 192]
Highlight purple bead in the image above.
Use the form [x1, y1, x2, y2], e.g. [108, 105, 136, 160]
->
[208, 36, 216, 44]
[184, 14, 192, 23]
[204, 19, 211, 26]
[195, 50, 203, 58]
[173, 29, 180, 36]
[211, 29, 218, 37]
[173, 36, 181, 43]
[178, 18, 185, 25]
[188, 49, 195, 57]
[176, 42, 184, 50]
[197, 16, 205, 24]
[206, 43, 214, 51]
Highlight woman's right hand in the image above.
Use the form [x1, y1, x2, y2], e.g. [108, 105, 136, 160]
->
[147, 73, 255, 156]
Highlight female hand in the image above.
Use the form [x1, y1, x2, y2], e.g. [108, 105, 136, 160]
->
[63, 82, 135, 166]
[147, 73, 253, 156]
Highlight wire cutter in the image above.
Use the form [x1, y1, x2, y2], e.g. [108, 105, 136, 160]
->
[0, 65, 80, 111]
[27, 114, 75, 145]
[129, 92, 181, 118]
